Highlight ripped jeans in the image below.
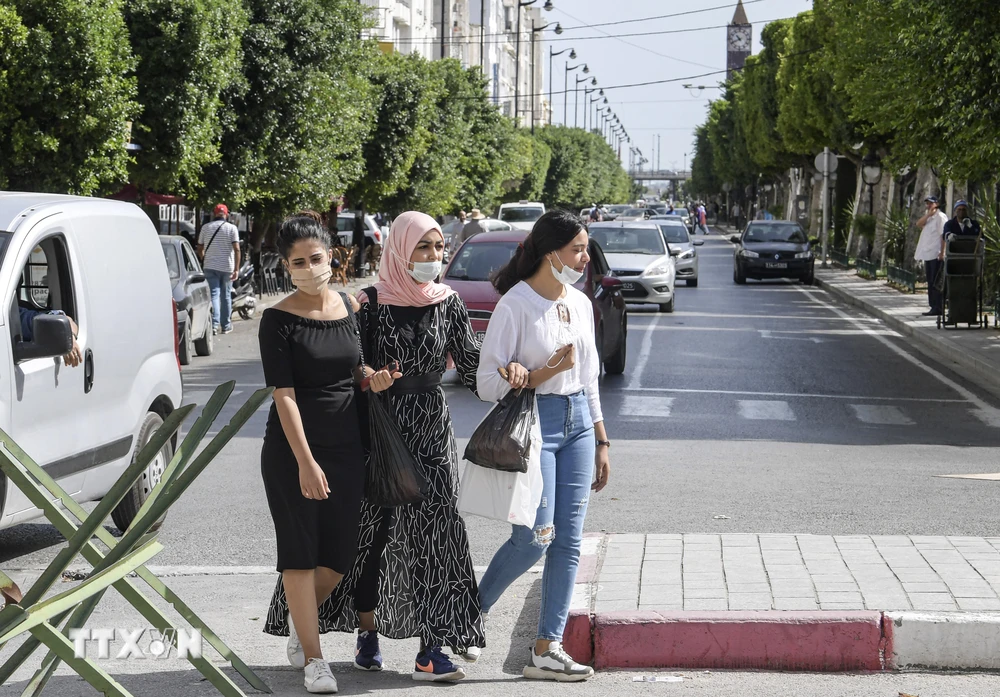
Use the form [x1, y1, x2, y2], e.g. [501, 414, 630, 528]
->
[478, 391, 595, 641]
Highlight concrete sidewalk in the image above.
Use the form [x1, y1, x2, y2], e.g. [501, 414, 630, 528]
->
[565, 533, 1000, 671]
[814, 268, 1000, 396]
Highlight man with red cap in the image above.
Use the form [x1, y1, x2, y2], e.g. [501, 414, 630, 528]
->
[197, 204, 241, 334]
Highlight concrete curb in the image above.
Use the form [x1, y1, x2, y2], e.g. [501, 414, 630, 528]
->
[813, 275, 1000, 398]
[885, 611, 1000, 670]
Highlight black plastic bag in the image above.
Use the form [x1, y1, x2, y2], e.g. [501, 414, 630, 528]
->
[463, 388, 535, 473]
[365, 391, 426, 507]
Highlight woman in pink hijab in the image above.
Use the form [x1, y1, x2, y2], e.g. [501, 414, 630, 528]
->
[268, 211, 489, 682]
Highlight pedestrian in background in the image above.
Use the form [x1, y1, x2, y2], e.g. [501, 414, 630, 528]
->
[942, 199, 981, 243]
[197, 204, 241, 335]
[456, 208, 489, 247]
[476, 210, 611, 682]
[914, 195, 948, 316]
[258, 216, 397, 694]
[353, 208, 367, 277]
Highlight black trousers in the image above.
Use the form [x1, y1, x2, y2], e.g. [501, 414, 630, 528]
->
[925, 259, 943, 312]
[353, 508, 391, 613]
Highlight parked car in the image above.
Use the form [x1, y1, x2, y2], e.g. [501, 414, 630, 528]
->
[497, 201, 545, 231]
[617, 207, 654, 222]
[667, 207, 692, 230]
[731, 221, 816, 284]
[334, 211, 383, 249]
[443, 229, 628, 374]
[589, 221, 677, 312]
[0, 192, 183, 532]
[160, 235, 213, 365]
[443, 218, 513, 260]
[651, 217, 703, 286]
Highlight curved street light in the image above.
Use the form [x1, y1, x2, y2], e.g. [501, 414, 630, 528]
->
[862, 151, 882, 215]
[550, 47, 576, 126]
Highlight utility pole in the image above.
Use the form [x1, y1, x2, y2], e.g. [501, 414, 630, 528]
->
[480, 0, 486, 72]
[821, 146, 830, 268]
[440, 0, 447, 59]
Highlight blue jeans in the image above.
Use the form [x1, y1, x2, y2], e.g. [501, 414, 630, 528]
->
[478, 391, 595, 641]
[205, 268, 233, 331]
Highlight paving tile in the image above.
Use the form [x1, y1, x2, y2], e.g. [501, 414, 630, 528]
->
[901, 582, 950, 593]
[932, 564, 986, 580]
[817, 591, 865, 604]
[595, 599, 636, 612]
[685, 587, 729, 599]
[684, 599, 729, 611]
[646, 534, 682, 541]
[726, 582, 772, 594]
[872, 536, 916, 547]
[955, 597, 1000, 611]
[728, 593, 773, 610]
[812, 582, 861, 593]
[772, 598, 819, 610]
[638, 602, 684, 611]
[907, 592, 956, 605]
[945, 585, 998, 599]
[908, 600, 958, 611]
[764, 566, 811, 578]
[821, 602, 867, 610]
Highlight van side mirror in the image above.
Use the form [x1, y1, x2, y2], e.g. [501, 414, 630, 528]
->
[14, 314, 73, 363]
[693, 239, 705, 246]
[729, 235, 741, 245]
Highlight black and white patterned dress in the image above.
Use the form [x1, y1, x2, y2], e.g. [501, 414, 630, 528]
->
[263, 292, 486, 651]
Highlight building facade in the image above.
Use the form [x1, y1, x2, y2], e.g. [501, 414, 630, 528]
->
[362, 0, 549, 127]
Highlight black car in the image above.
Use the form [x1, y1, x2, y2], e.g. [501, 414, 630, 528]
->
[160, 235, 213, 365]
[731, 221, 816, 285]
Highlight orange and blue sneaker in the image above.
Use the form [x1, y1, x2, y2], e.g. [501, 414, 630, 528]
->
[354, 630, 383, 671]
[412, 646, 466, 682]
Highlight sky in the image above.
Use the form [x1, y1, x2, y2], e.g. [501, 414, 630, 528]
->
[544, 0, 813, 175]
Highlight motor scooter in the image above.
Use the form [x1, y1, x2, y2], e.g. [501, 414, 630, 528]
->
[232, 257, 257, 320]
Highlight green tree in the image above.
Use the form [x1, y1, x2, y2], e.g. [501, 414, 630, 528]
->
[738, 19, 793, 172]
[199, 0, 376, 221]
[534, 126, 630, 209]
[124, 0, 247, 197]
[689, 124, 717, 195]
[0, 0, 136, 194]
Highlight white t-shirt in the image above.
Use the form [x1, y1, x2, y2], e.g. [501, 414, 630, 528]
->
[914, 211, 948, 262]
[198, 220, 240, 273]
[477, 280, 603, 423]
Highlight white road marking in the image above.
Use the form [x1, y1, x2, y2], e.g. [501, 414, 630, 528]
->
[850, 404, 914, 426]
[622, 395, 674, 417]
[738, 400, 796, 421]
[614, 386, 963, 403]
[797, 287, 1000, 428]
[627, 314, 660, 390]
[935, 473, 1000, 481]
[760, 329, 823, 343]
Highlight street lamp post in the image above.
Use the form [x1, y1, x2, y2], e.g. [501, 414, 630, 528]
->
[575, 75, 595, 129]
[549, 47, 575, 126]
[514, 0, 553, 127]
[862, 151, 882, 216]
[583, 86, 598, 131]
[530, 20, 561, 133]
[565, 62, 587, 126]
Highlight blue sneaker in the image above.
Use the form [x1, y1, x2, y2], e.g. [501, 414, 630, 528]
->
[412, 646, 466, 682]
[354, 630, 383, 671]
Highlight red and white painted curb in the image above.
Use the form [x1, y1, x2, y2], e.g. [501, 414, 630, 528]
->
[562, 534, 1000, 671]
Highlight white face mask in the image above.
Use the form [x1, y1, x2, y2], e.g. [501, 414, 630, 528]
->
[549, 255, 584, 285]
[289, 263, 332, 295]
[408, 260, 442, 284]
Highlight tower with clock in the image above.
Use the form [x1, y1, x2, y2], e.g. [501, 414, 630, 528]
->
[727, 0, 752, 80]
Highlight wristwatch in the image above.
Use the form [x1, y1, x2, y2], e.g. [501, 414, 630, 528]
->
[596, 439, 611, 448]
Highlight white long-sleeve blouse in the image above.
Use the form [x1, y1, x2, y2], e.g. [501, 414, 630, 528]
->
[476, 280, 603, 423]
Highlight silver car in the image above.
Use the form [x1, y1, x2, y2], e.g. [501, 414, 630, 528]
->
[651, 217, 704, 287]
[589, 221, 677, 313]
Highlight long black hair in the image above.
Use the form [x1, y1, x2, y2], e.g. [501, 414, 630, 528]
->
[492, 209, 586, 295]
[276, 215, 332, 259]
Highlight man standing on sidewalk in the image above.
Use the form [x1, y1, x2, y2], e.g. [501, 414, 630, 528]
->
[914, 196, 947, 316]
[197, 204, 241, 334]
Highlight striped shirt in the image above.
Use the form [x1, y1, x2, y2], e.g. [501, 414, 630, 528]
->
[198, 220, 239, 273]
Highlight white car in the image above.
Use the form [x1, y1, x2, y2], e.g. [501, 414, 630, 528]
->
[334, 211, 383, 248]
[497, 201, 545, 231]
[589, 221, 677, 312]
[0, 193, 183, 531]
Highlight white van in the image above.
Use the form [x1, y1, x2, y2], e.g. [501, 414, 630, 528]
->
[0, 193, 183, 531]
[497, 201, 546, 231]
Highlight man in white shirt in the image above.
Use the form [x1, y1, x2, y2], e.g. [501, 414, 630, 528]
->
[197, 204, 241, 334]
[914, 195, 948, 316]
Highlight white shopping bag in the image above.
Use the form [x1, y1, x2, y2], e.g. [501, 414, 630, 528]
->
[458, 398, 542, 527]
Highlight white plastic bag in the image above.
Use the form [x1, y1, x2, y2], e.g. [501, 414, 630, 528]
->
[458, 397, 542, 527]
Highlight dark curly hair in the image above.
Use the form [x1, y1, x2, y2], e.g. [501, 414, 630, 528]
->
[491, 209, 586, 295]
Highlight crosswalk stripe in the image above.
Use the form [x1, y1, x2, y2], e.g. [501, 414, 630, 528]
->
[850, 404, 914, 425]
[622, 395, 674, 417]
[737, 400, 795, 421]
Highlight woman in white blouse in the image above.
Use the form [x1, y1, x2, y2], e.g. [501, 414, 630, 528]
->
[475, 209, 611, 682]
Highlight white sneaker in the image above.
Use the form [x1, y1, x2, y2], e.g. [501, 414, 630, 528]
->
[287, 616, 305, 669]
[453, 612, 487, 662]
[522, 642, 594, 682]
[304, 658, 338, 693]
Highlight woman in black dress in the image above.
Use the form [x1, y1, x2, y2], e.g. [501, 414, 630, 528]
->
[259, 217, 398, 694]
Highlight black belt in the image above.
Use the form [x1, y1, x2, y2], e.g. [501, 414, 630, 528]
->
[389, 372, 443, 395]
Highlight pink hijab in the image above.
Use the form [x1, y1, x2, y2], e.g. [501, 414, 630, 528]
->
[360, 211, 455, 307]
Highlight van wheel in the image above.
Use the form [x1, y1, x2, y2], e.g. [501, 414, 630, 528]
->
[111, 412, 172, 533]
[179, 319, 193, 366]
[604, 320, 627, 375]
[194, 315, 213, 356]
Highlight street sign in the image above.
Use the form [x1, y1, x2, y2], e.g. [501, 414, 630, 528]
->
[814, 151, 838, 174]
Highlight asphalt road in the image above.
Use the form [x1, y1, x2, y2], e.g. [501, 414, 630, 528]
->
[4, 229, 1000, 693]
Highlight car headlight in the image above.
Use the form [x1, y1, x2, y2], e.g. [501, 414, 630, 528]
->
[645, 264, 672, 277]
[742, 249, 759, 258]
[680, 249, 695, 260]
[795, 251, 813, 259]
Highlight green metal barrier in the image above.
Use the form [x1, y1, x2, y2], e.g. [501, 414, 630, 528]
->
[0, 381, 273, 697]
[855, 257, 880, 279]
[886, 264, 916, 293]
[830, 248, 852, 268]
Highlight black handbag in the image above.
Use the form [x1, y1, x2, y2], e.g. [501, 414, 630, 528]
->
[354, 288, 426, 507]
[463, 386, 535, 473]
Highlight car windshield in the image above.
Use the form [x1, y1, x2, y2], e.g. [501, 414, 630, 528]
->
[744, 223, 808, 243]
[445, 241, 518, 281]
[623, 208, 646, 217]
[657, 225, 690, 244]
[608, 205, 630, 214]
[500, 207, 543, 223]
[589, 227, 665, 255]
[671, 208, 689, 217]
[161, 242, 181, 281]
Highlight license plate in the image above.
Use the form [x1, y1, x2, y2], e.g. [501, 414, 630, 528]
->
[621, 282, 636, 290]
[476, 331, 486, 342]
[765, 262, 787, 269]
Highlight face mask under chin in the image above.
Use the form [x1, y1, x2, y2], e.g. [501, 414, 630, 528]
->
[549, 254, 583, 285]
